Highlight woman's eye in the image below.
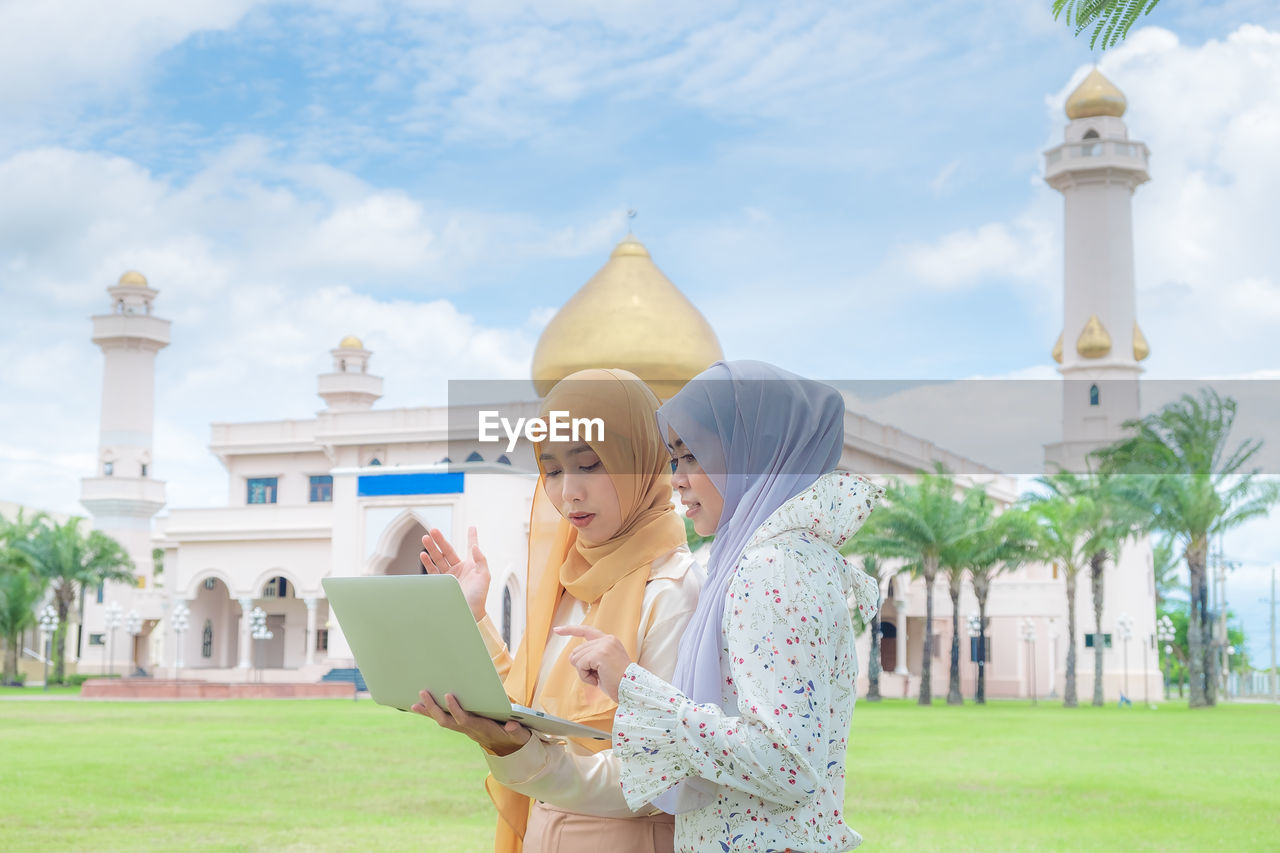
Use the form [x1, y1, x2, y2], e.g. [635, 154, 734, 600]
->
[681, 454, 696, 466]
[544, 469, 562, 478]
[579, 461, 602, 473]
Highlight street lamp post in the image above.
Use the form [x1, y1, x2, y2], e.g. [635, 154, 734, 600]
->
[1020, 617, 1037, 706]
[103, 601, 123, 677]
[1157, 614, 1176, 701]
[1117, 611, 1134, 706]
[171, 601, 190, 677]
[124, 610, 142, 677]
[249, 607, 272, 684]
[966, 613, 982, 701]
[38, 605, 58, 691]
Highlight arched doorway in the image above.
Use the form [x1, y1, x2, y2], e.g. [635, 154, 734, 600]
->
[189, 575, 238, 669]
[252, 574, 305, 669]
[383, 521, 430, 576]
[880, 621, 898, 673]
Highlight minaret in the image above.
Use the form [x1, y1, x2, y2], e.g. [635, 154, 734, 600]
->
[1043, 69, 1152, 473]
[80, 272, 170, 667]
[318, 336, 382, 412]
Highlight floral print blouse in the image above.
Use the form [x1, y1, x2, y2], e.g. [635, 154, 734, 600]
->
[612, 471, 883, 852]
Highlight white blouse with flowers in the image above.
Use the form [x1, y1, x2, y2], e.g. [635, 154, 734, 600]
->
[612, 471, 882, 852]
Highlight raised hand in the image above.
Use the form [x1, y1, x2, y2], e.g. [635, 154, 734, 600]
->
[555, 625, 631, 703]
[420, 526, 490, 621]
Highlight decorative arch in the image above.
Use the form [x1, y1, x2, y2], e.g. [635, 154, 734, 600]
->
[248, 568, 306, 599]
[369, 509, 435, 575]
[501, 569, 525, 650]
[187, 569, 237, 601]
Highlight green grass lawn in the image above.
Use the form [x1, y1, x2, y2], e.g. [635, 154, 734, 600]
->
[0, 697, 1276, 852]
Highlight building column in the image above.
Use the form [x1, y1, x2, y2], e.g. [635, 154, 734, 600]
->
[238, 596, 254, 670]
[894, 598, 909, 675]
[304, 598, 317, 666]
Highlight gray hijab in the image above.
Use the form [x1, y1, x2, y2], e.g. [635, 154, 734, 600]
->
[651, 359, 844, 813]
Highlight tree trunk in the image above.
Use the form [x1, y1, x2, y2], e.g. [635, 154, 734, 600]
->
[1186, 539, 1212, 708]
[1064, 568, 1078, 707]
[53, 583, 74, 685]
[919, 557, 937, 706]
[867, 592, 882, 702]
[2, 633, 19, 684]
[947, 572, 963, 705]
[975, 581, 989, 705]
[1091, 551, 1106, 707]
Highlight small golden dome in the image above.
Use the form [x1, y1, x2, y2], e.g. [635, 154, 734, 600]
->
[117, 270, 148, 287]
[1052, 331, 1064, 364]
[1132, 322, 1150, 361]
[1076, 314, 1112, 359]
[531, 236, 724, 400]
[338, 335, 364, 350]
[1065, 68, 1126, 119]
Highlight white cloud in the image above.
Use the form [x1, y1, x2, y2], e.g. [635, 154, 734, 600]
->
[897, 213, 1056, 292]
[0, 0, 265, 112]
[0, 142, 618, 513]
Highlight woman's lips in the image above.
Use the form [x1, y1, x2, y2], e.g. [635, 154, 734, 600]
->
[685, 502, 702, 517]
[568, 513, 595, 528]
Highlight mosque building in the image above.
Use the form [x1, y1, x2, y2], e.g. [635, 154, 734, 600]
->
[71, 69, 1159, 701]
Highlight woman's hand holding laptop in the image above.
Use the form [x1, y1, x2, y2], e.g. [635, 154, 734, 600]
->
[410, 690, 532, 756]
[419, 526, 490, 622]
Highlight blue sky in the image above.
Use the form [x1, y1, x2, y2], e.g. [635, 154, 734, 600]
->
[1, 0, 1278, 660]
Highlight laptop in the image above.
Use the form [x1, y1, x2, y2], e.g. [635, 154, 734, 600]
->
[322, 574, 609, 741]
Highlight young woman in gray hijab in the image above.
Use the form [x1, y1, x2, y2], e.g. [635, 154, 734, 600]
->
[560, 360, 883, 852]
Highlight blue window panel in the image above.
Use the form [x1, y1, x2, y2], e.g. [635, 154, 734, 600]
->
[357, 472, 465, 496]
[465, 451, 484, 462]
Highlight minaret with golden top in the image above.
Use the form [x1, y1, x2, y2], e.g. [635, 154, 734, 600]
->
[531, 235, 723, 400]
[1044, 68, 1151, 472]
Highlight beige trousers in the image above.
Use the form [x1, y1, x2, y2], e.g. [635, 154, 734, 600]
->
[522, 801, 675, 853]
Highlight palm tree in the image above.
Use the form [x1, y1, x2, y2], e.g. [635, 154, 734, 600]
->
[1094, 388, 1280, 708]
[1151, 535, 1185, 608]
[15, 517, 134, 684]
[1051, 0, 1163, 49]
[959, 498, 1039, 704]
[941, 487, 994, 705]
[1037, 472, 1143, 706]
[0, 570, 44, 685]
[1024, 494, 1096, 707]
[857, 467, 969, 706]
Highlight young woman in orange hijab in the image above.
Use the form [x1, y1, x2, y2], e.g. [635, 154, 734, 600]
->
[411, 368, 704, 853]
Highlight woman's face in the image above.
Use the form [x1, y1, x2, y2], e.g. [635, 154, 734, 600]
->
[539, 443, 623, 545]
[667, 429, 724, 537]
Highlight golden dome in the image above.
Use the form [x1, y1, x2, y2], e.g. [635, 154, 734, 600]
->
[338, 335, 364, 350]
[117, 270, 148, 287]
[1052, 331, 1064, 364]
[531, 236, 724, 400]
[1065, 68, 1126, 119]
[1132, 322, 1150, 361]
[1076, 314, 1112, 359]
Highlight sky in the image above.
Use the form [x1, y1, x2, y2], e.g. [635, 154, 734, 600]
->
[1, 0, 1278, 662]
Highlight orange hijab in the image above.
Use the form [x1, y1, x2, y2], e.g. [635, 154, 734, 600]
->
[487, 368, 687, 852]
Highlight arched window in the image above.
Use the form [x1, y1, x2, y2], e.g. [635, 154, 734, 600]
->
[103, 461, 113, 476]
[202, 620, 213, 658]
[1089, 384, 1100, 406]
[496, 454, 511, 465]
[339, 359, 346, 372]
[466, 451, 484, 463]
[1082, 129, 1100, 139]
[502, 585, 513, 648]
